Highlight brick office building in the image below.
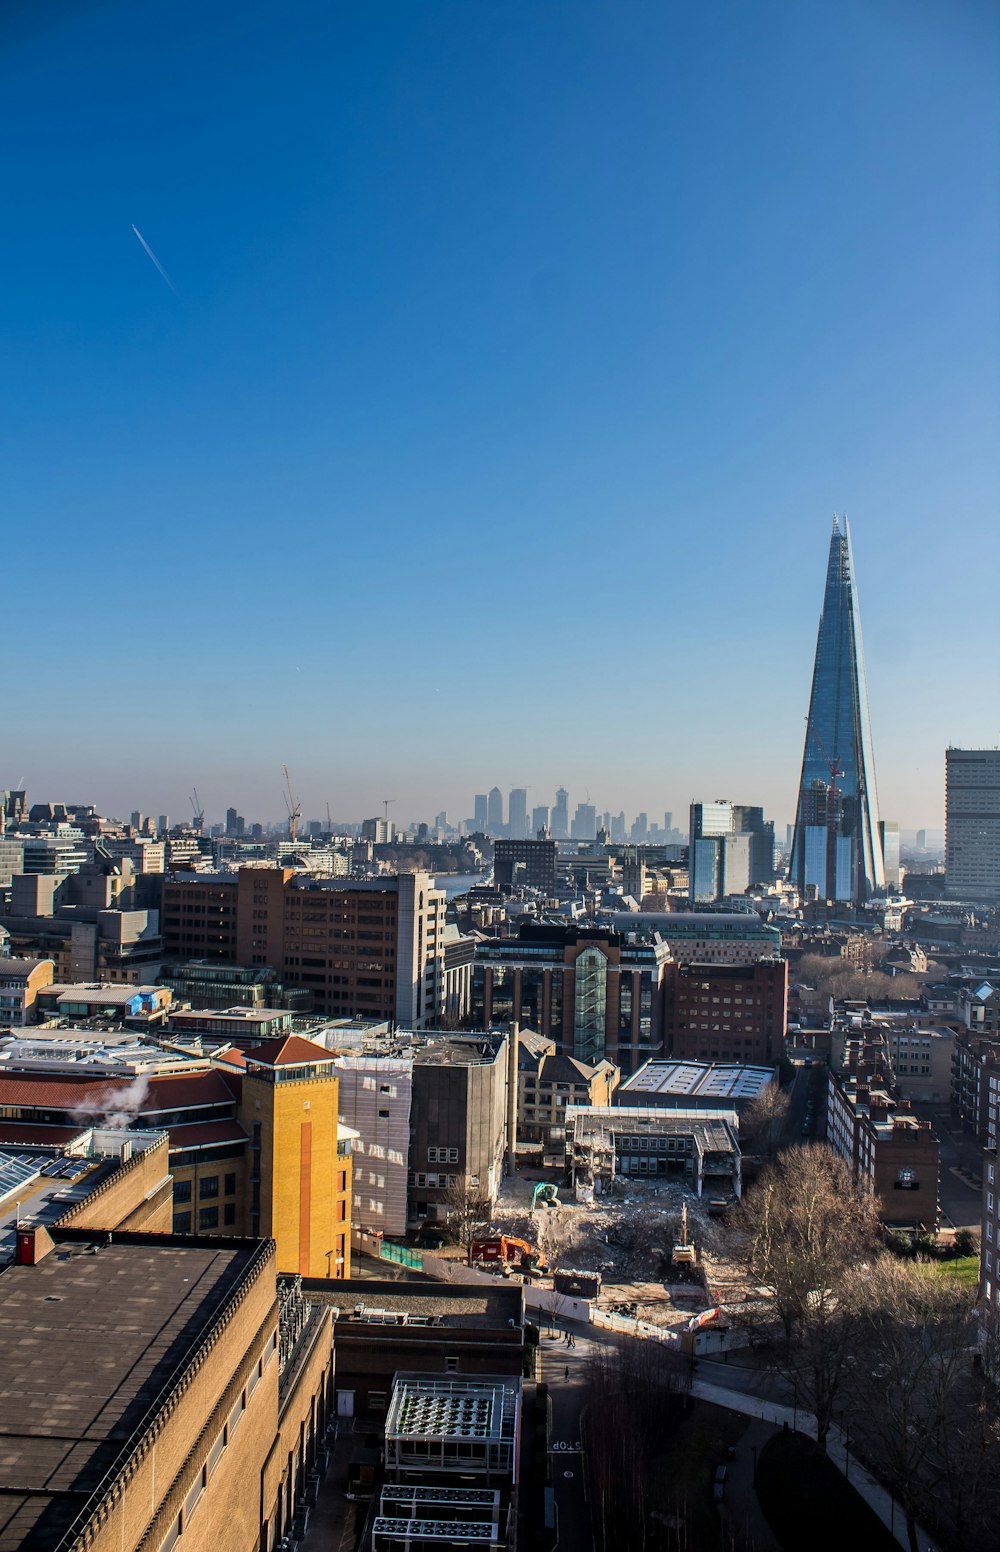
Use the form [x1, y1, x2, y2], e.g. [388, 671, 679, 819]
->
[161, 867, 446, 1026]
[472, 923, 670, 1073]
[666, 958, 788, 1064]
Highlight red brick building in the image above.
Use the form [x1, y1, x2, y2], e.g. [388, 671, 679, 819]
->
[666, 958, 788, 1064]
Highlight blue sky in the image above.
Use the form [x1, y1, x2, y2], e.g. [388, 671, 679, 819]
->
[3, 0, 997, 831]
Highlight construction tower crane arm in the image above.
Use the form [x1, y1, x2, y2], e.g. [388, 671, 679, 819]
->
[283, 766, 302, 843]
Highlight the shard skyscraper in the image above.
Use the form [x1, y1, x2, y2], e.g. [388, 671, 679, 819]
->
[790, 516, 884, 903]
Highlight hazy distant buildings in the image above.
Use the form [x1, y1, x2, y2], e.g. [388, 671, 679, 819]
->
[945, 748, 1000, 903]
[571, 802, 597, 841]
[487, 786, 504, 836]
[531, 804, 549, 836]
[474, 793, 488, 832]
[789, 517, 884, 903]
[508, 787, 528, 840]
[551, 787, 570, 840]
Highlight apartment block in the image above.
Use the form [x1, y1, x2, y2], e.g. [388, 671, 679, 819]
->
[826, 1046, 940, 1228]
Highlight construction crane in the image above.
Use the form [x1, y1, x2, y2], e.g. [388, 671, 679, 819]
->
[283, 766, 302, 843]
[190, 788, 204, 833]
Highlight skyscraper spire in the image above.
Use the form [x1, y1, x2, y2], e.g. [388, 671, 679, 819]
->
[789, 518, 884, 903]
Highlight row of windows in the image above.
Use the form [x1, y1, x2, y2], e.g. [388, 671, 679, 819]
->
[175, 1204, 237, 1231]
[158, 1337, 277, 1551]
[174, 1173, 237, 1203]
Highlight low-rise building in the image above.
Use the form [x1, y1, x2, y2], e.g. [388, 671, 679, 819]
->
[618, 1059, 776, 1112]
[0, 1033, 354, 1277]
[516, 1030, 617, 1151]
[565, 1104, 741, 1199]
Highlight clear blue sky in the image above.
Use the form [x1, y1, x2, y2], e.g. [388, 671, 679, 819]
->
[4, 0, 997, 832]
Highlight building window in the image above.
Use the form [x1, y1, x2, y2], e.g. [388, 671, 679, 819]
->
[223, 1203, 236, 1226]
[224, 1172, 237, 1195]
[174, 1180, 192, 1203]
[199, 1206, 219, 1230]
[200, 1176, 219, 1199]
[173, 1211, 192, 1234]
[445, 1355, 460, 1373]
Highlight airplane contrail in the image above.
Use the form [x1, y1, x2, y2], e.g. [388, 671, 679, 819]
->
[131, 224, 178, 295]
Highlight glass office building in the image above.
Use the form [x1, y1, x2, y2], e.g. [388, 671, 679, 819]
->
[790, 516, 884, 903]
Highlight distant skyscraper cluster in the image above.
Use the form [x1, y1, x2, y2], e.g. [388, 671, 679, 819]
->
[470, 784, 680, 844]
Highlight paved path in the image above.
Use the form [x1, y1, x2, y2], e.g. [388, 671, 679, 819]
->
[689, 1375, 939, 1552]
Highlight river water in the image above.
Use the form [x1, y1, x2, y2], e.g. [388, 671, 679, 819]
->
[435, 871, 490, 899]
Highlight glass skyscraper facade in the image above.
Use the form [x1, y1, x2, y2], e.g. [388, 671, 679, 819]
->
[790, 516, 884, 903]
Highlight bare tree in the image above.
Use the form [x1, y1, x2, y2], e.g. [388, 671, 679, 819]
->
[733, 1143, 880, 1449]
[741, 1083, 791, 1160]
[440, 1175, 492, 1266]
[842, 1255, 1000, 1552]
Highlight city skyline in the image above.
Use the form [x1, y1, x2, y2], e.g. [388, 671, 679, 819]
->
[4, 2, 997, 831]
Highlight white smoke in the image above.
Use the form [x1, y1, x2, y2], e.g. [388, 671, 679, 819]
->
[71, 1075, 150, 1131]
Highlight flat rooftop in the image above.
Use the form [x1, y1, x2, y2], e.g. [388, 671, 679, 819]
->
[308, 1278, 522, 1329]
[621, 1061, 776, 1101]
[0, 1236, 258, 1551]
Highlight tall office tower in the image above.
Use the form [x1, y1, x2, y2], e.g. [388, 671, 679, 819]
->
[611, 811, 627, 843]
[508, 787, 528, 840]
[631, 812, 649, 843]
[531, 804, 549, 836]
[487, 786, 505, 836]
[879, 820, 901, 890]
[689, 801, 734, 901]
[551, 787, 570, 840]
[789, 516, 884, 903]
[157, 814, 169, 834]
[130, 810, 144, 831]
[689, 801, 774, 901]
[474, 793, 489, 832]
[945, 749, 1000, 903]
[434, 810, 448, 831]
[916, 828, 927, 850]
[571, 802, 597, 841]
[226, 806, 239, 837]
[663, 811, 672, 835]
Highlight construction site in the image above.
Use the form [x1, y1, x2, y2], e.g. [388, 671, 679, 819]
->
[449, 1167, 744, 1333]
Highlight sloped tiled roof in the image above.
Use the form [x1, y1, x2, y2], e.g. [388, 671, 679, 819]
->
[242, 1035, 333, 1068]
